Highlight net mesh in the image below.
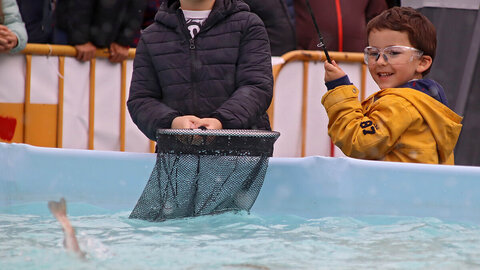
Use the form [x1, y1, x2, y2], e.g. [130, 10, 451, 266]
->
[129, 129, 280, 222]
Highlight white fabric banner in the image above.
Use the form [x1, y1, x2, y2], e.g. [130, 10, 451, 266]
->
[0, 54, 25, 103]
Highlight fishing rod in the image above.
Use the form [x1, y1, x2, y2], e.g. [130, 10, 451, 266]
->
[305, 0, 332, 63]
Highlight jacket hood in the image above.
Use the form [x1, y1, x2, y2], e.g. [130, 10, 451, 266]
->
[376, 88, 462, 163]
[398, 79, 449, 106]
[154, 0, 249, 29]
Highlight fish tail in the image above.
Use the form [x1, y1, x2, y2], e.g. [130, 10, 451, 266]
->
[48, 197, 67, 217]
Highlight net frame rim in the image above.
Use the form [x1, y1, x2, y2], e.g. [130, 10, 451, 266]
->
[156, 129, 280, 138]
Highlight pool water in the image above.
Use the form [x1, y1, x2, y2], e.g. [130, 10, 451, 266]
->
[1, 203, 480, 270]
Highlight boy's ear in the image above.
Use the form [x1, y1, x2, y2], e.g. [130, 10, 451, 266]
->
[416, 55, 433, 74]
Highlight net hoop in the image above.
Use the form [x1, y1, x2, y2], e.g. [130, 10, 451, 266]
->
[155, 129, 280, 157]
[156, 129, 280, 138]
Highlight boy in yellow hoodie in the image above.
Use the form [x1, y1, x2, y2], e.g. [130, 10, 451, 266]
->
[322, 7, 462, 164]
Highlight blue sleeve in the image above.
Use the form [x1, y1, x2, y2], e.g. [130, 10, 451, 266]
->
[325, 75, 352, 90]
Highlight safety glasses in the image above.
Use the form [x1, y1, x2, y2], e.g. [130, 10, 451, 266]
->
[364, 46, 424, 65]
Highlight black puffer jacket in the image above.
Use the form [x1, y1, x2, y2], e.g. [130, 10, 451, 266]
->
[16, 0, 54, 43]
[243, 0, 296, 56]
[128, 0, 273, 141]
[56, 0, 147, 47]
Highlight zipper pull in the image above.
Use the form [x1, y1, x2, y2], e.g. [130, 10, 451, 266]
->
[189, 39, 195, 49]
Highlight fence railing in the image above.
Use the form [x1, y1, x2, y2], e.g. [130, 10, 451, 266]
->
[20, 44, 149, 151]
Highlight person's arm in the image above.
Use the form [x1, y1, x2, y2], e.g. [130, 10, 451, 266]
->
[0, 25, 18, 53]
[210, 14, 273, 129]
[115, 0, 147, 47]
[324, 60, 351, 90]
[69, 0, 95, 45]
[67, 0, 97, 61]
[108, 42, 129, 63]
[108, 0, 147, 63]
[74, 41, 96, 62]
[323, 60, 414, 159]
[321, 86, 415, 160]
[127, 36, 182, 141]
[242, 0, 296, 56]
[1, 0, 27, 53]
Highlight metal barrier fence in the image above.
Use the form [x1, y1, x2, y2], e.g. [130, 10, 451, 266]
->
[21, 44, 145, 151]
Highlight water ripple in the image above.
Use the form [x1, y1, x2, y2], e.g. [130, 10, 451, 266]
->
[1, 211, 480, 269]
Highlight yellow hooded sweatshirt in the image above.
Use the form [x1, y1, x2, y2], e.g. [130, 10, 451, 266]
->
[321, 85, 463, 164]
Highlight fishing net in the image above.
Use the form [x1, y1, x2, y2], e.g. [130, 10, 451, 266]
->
[129, 129, 280, 222]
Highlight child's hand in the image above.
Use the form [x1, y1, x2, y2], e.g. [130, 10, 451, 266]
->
[324, 60, 346, 83]
[171, 115, 201, 129]
[196, 118, 222, 129]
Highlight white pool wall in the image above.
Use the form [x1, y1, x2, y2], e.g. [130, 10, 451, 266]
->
[1, 143, 480, 223]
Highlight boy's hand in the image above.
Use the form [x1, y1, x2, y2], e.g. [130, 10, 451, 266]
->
[171, 116, 222, 129]
[196, 118, 222, 129]
[324, 60, 346, 83]
[171, 115, 201, 129]
[171, 116, 221, 145]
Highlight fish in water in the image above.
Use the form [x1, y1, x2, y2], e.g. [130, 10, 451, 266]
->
[48, 198, 86, 258]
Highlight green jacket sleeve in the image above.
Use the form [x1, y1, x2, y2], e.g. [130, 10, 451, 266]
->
[3, 0, 27, 53]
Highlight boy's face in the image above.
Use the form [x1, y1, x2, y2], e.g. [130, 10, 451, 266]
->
[180, 0, 215, 10]
[367, 29, 431, 89]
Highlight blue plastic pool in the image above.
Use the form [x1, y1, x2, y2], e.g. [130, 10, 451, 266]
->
[2, 143, 480, 269]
